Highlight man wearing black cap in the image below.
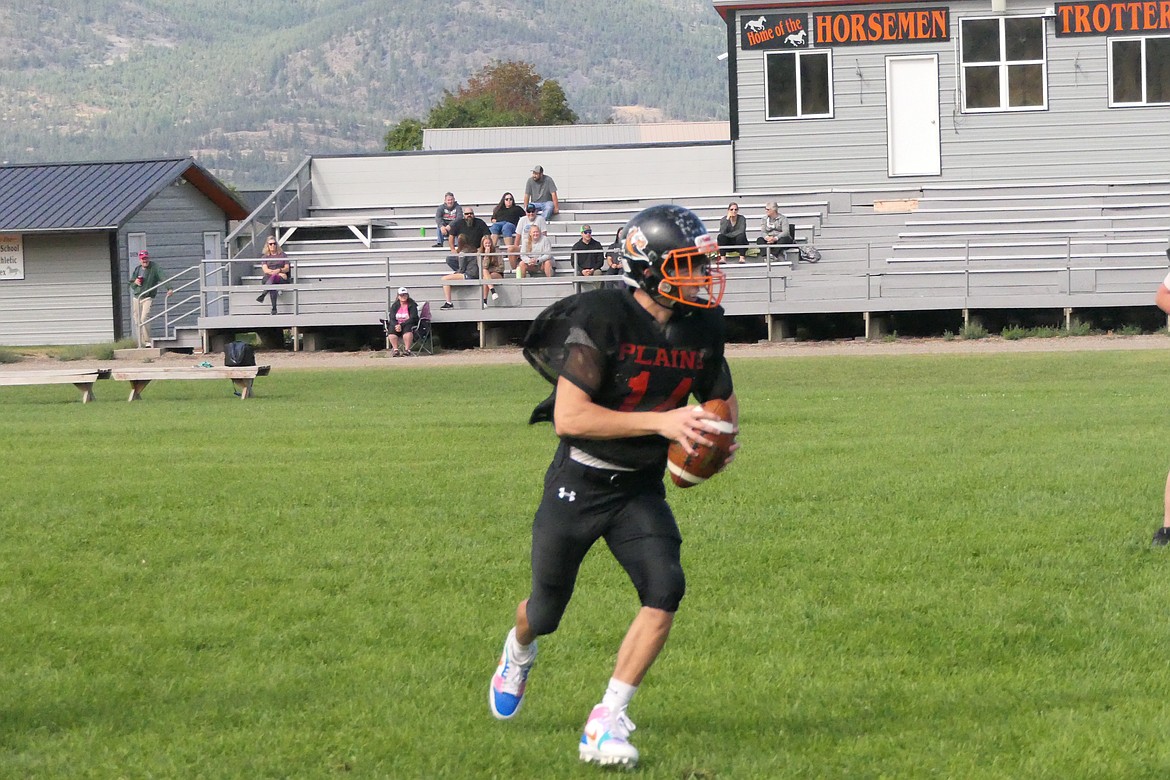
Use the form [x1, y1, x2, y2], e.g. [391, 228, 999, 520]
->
[523, 165, 558, 222]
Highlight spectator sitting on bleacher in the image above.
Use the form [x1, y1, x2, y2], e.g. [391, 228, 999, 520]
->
[523, 164, 558, 221]
[571, 225, 605, 276]
[387, 287, 419, 356]
[755, 201, 795, 260]
[480, 234, 505, 306]
[256, 237, 291, 314]
[439, 222, 484, 310]
[434, 192, 461, 248]
[490, 192, 525, 252]
[511, 203, 547, 268]
[518, 224, 554, 278]
[446, 206, 490, 268]
[716, 202, 749, 263]
[603, 226, 626, 275]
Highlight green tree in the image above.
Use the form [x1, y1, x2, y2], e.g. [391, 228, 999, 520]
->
[384, 117, 423, 151]
[539, 80, 578, 125]
[426, 60, 578, 128]
[383, 60, 578, 151]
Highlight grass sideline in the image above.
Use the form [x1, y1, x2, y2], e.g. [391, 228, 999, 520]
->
[3, 353, 1170, 778]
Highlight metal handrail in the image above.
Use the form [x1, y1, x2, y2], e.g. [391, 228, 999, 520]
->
[225, 155, 313, 260]
[139, 265, 201, 340]
[192, 235, 1169, 330]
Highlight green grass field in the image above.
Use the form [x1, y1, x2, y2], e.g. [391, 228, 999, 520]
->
[3, 351, 1170, 778]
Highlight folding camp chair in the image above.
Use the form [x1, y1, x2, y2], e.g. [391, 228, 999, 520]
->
[382, 301, 432, 355]
[411, 301, 433, 355]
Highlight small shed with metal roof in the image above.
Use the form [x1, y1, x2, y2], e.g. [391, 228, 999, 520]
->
[0, 157, 248, 346]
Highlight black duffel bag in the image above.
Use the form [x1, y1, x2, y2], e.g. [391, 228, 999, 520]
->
[224, 340, 256, 367]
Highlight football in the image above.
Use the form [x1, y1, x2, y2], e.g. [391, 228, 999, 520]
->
[666, 398, 736, 488]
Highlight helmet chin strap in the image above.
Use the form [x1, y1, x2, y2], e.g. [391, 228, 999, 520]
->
[655, 280, 690, 312]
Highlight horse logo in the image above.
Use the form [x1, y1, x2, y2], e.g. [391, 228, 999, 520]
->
[744, 16, 767, 33]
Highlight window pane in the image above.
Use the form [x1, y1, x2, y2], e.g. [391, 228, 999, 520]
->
[962, 19, 1001, 62]
[800, 52, 830, 115]
[766, 53, 798, 118]
[1147, 37, 1170, 103]
[1007, 63, 1044, 106]
[1004, 17, 1043, 60]
[1112, 40, 1142, 103]
[965, 65, 1001, 108]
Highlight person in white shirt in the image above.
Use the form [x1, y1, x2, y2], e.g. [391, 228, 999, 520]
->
[510, 203, 547, 268]
[517, 224, 554, 278]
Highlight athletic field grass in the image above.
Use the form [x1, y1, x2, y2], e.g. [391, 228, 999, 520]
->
[3, 350, 1170, 778]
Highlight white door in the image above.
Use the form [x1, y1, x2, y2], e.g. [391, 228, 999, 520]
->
[886, 55, 941, 177]
[204, 231, 224, 316]
[127, 232, 147, 278]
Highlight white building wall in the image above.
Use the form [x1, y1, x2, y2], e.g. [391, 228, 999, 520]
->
[423, 122, 731, 150]
[731, 1, 1170, 194]
[311, 144, 735, 209]
[0, 233, 113, 346]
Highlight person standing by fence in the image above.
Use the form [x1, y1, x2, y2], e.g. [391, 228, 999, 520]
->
[129, 250, 170, 347]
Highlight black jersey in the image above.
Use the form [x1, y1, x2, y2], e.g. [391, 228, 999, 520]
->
[524, 287, 733, 471]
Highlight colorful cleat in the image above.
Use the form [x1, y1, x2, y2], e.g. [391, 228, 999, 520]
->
[578, 703, 638, 768]
[489, 629, 536, 720]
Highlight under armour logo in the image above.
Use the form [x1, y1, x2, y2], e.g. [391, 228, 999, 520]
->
[558, 487, 576, 502]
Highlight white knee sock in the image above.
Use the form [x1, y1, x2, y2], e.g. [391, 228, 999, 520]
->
[507, 627, 535, 663]
[601, 677, 638, 712]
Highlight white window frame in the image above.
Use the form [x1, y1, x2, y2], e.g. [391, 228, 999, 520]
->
[764, 49, 835, 121]
[959, 15, 1048, 113]
[1108, 34, 1170, 107]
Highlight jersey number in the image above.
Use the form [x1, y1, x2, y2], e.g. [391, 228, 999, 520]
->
[618, 371, 692, 412]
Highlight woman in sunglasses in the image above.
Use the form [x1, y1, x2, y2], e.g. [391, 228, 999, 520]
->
[490, 192, 526, 253]
[256, 236, 290, 313]
[715, 202, 748, 263]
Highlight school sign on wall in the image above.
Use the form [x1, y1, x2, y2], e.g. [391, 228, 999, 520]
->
[1055, 1, 1170, 35]
[740, 7, 950, 49]
[0, 233, 24, 280]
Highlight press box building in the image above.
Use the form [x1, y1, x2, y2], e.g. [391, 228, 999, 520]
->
[713, 0, 1170, 189]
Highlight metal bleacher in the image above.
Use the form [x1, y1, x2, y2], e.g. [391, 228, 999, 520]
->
[203, 161, 1170, 349]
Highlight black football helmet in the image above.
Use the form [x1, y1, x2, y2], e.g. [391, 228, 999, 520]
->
[621, 204, 725, 310]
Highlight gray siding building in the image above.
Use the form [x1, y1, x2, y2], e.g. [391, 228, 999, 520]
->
[0, 158, 247, 346]
[713, 0, 1170, 191]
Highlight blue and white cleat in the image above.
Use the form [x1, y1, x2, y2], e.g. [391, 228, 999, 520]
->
[489, 629, 536, 720]
[578, 703, 639, 768]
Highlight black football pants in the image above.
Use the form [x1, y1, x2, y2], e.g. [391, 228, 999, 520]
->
[525, 443, 685, 637]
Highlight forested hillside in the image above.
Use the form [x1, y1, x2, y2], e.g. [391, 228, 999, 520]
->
[0, 1, 728, 187]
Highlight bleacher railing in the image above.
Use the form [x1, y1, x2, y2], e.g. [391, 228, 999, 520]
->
[197, 234, 1168, 326]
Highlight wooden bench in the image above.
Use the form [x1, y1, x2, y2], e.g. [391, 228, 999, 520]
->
[0, 369, 112, 403]
[110, 366, 271, 401]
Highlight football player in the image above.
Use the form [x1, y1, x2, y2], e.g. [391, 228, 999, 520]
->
[488, 204, 740, 768]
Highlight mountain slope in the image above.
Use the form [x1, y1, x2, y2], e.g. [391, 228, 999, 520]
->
[0, 0, 729, 187]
